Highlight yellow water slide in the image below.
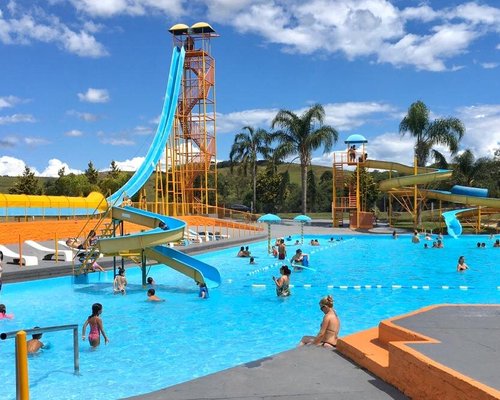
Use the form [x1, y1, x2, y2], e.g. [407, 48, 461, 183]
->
[364, 160, 500, 208]
[97, 206, 221, 287]
[0, 192, 107, 218]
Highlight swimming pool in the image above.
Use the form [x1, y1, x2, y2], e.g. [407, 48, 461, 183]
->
[0, 234, 498, 399]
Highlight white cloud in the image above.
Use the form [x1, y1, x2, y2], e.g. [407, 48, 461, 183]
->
[134, 125, 153, 135]
[38, 158, 83, 177]
[481, 62, 498, 69]
[67, 0, 185, 18]
[78, 88, 110, 103]
[204, 0, 499, 71]
[100, 137, 135, 146]
[457, 104, 500, 158]
[0, 135, 17, 147]
[377, 23, 477, 71]
[0, 113, 36, 124]
[24, 137, 50, 146]
[0, 156, 36, 176]
[364, 132, 415, 165]
[217, 108, 278, 134]
[65, 129, 83, 137]
[216, 101, 396, 135]
[0, 95, 22, 109]
[0, 9, 108, 58]
[114, 156, 144, 171]
[67, 110, 100, 121]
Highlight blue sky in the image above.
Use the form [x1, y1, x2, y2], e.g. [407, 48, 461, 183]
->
[1, 0, 499, 177]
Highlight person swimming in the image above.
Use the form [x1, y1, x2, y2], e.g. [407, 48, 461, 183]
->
[196, 281, 209, 299]
[27, 327, 47, 354]
[146, 288, 163, 302]
[272, 265, 291, 297]
[0, 303, 14, 319]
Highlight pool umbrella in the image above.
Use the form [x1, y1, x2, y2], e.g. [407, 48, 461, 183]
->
[294, 215, 312, 244]
[257, 213, 282, 253]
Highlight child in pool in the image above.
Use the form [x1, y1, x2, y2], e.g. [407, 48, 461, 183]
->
[82, 303, 109, 347]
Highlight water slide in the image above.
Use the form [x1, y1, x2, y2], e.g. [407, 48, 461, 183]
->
[98, 206, 221, 288]
[363, 160, 500, 236]
[107, 46, 185, 206]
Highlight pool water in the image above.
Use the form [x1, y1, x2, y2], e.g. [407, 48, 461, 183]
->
[0, 234, 498, 399]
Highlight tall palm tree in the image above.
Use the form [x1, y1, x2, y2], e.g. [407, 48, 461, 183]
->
[399, 100, 465, 167]
[229, 126, 272, 212]
[272, 104, 338, 214]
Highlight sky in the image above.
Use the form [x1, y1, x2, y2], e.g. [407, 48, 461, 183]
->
[0, 0, 499, 177]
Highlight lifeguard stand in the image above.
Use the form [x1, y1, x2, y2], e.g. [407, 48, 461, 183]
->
[332, 134, 373, 229]
[159, 22, 218, 216]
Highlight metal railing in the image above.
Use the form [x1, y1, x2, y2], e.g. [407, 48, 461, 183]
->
[1, 324, 80, 399]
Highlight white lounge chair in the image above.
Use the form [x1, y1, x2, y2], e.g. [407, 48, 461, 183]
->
[25, 240, 74, 262]
[0, 244, 38, 266]
[185, 229, 203, 243]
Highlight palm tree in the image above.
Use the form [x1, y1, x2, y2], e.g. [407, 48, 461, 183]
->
[399, 100, 465, 167]
[452, 149, 488, 186]
[229, 126, 272, 213]
[272, 104, 338, 214]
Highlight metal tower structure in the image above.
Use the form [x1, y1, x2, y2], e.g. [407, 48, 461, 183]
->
[161, 22, 218, 216]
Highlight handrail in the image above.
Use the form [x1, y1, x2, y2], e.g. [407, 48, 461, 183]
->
[1, 324, 80, 374]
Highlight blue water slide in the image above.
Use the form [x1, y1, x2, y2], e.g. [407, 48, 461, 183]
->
[107, 46, 186, 206]
[442, 207, 476, 238]
[149, 245, 221, 289]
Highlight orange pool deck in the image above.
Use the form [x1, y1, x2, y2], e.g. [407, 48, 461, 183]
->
[129, 304, 500, 400]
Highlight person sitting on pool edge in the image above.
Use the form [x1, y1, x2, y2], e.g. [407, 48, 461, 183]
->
[299, 294, 340, 348]
[146, 288, 163, 302]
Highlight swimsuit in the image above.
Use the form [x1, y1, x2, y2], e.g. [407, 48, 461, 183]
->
[276, 280, 290, 297]
[88, 320, 100, 342]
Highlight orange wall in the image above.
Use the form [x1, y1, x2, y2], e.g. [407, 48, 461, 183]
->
[0, 216, 261, 245]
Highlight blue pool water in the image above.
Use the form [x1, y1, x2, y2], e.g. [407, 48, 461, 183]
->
[0, 234, 498, 399]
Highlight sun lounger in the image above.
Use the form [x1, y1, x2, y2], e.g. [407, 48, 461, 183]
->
[185, 229, 203, 243]
[0, 244, 38, 266]
[24, 240, 74, 262]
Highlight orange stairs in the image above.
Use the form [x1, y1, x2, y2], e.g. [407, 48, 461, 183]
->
[337, 305, 500, 400]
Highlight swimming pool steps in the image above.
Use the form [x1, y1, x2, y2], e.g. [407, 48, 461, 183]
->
[337, 305, 500, 400]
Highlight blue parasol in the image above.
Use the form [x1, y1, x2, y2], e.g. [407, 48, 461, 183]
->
[257, 214, 282, 253]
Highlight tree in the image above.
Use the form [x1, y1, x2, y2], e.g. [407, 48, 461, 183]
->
[451, 149, 488, 187]
[229, 126, 272, 212]
[9, 166, 42, 195]
[85, 161, 99, 185]
[349, 167, 379, 211]
[306, 170, 317, 212]
[109, 161, 121, 179]
[399, 100, 465, 167]
[272, 104, 338, 214]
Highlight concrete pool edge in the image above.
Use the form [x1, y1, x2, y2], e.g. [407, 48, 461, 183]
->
[338, 304, 500, 400]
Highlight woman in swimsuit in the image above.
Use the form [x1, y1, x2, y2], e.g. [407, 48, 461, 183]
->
[82, 303, 109, 348]
[456, 256, 469, 272]
[272, 265, 291, 297]
[299, 295, 340, 348]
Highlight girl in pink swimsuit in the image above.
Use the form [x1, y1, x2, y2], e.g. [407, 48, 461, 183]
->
[82, 303, 109, 347]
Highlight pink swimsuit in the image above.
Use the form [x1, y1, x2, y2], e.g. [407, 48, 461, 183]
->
[88, 319, 100, 341]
